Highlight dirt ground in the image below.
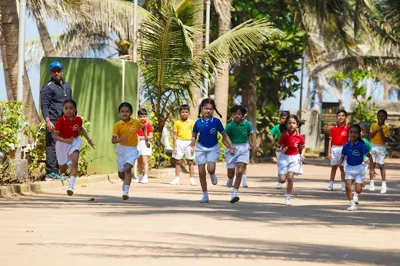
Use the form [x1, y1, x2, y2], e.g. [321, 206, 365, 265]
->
[1, 162, 399, 266]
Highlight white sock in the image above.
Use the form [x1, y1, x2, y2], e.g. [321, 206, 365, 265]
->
[143, 175, 148, 179]
[69, 176, 76, 189]
[350, 200, 355, 205]
[210, 173, 216, 178]
[190, 177, 195, 180]
[242, 175, 247, 183]
[382, 181, 387, 186]
[353, 192, 359, 196]
[203, 192, 209, 198]
[232, 188, 238, 197]
[341, 182, 345, 186]
[123, 185, 130, 193]
[370, 180, 374, 184]
[329, 181, 334, 186]
[66, 161, 72, 169]
[174, 177, 179, 181]
[286, 194, 291, 199]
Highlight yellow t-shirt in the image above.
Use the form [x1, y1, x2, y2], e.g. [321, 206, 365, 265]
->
[370, 122, 390, 145]
[174, 119, 194, 141]
[112, 118, 143, 146]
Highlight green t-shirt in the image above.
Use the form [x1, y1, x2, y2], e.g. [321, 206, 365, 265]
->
[268, 124, 283, 141]
[225, 120, 253, 144]
[362, 138, 372, 158]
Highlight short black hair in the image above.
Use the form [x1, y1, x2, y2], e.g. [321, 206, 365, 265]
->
[280, 111, 290, 117]
[118, 102, 133, 113]
[337, 109, 348, 116]
[138, 108, 148, 116]
[62, 99, 77, 116]
[377, 109, 388, 118]
[179, 104, 190, 112]
[230, 105, 247, 115]
[349, 124, 365, 144]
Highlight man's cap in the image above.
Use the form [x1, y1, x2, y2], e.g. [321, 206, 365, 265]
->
[49, 61, 63, 70]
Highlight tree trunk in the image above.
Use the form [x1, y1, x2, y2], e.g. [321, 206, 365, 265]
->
[0, 0, 40, 124]
[0, 9, 14, 101]
[213, 0, 231, 125]
[303, 78, 311, 110]
[33, 11, 56, 56]
[247, 62, 257, 162]
[383, 79, 390, 100]
[189, 0, 204, 121]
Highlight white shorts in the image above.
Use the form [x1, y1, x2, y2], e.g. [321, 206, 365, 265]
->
[275, 151, 281, 159]
[55, 137, 82, 165]
[225, 143, 250, 168]
[172, 139, 195, 160]
[330, 145, 344, 166]
[116, 145, 140, 172]
[345, 164, 365, 184]
[138, 139, 152, 156]
[371, 145, 387, 165]
[195, 144, 220, 165]
[278, 154, 303, 175]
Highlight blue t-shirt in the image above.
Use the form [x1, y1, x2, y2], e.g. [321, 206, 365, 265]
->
[243, 118, 254, 133]
[341, 140, 370, 166]
[193, 116, 225, 148]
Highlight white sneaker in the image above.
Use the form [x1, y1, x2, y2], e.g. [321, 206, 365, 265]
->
[122, 192, 129, 200]
[369, 181, 375, 191]
[327, 185, 333, 191]
[242, 183, 249, 188]
[200, 196, 209, 203]
[276, 183, 283, 189]
[341, 183, 346, 192]
[347, 204, 357, 211]
[141, 176, 149, 184]
[353, 195, 359, 204]
[211, 175, 218, 185]
[169, 178, 180, 185]
[134, 175, 143, 183]
[285, 198, 292, 206]
[189, 178, 197, 186]
[380, 185, 387, 194]
[226, 178, 233, 188]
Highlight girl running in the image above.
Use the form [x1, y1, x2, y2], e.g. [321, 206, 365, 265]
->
[112, 102, 150, 200]
[277, 114, 305, 206]
[338, 124, 375, 211]
[225, 105, 254, 203]
[190, 98, 235, 203]
[53, 99, 95, 196]
[267, 111, 290, 189]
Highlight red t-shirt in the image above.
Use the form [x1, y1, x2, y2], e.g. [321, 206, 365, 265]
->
[137, 122, 153, 137]
[329, 124, 349, 146]
[278, 130, 305, 155]
[54, 115, 83, 138]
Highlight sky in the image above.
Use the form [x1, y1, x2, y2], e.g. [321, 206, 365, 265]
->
[0, 14, 398, 113]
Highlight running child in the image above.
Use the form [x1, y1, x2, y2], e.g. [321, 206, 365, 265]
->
[112, 102, 150, 200]
[277, 114, 305, 206]
[267, 111, 290, 189]
[326, 110, 349, 192]
[191, 98, 235, 203]
[225, 105, 254, 203]
[170, 104, 197, 186]
[369, 109, 390, 193]
[136, 108, 153, 184]
[53, 99, 95, 196]
[338, 124, 375, 211]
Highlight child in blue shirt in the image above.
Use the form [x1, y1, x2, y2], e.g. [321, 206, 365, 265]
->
[338, 124, 375, 211]
[190, 98, 235, 203]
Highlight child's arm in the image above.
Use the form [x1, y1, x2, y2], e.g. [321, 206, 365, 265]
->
[173, 131, 178, 154]
[143, 126, 150, 148]
[300, 145, 306, 161]
[190, 133, 197, 154]
[111, 135, 128, 144]
[337, 155, 345, 167]
[221, 132, 235, 155]
[248, 132, 255, 150]
[79, 127, 95, 148]
[369, 125, 381, 139]
[366, 153, 375, 173]
[53, 131, 73, 144]
[327, 138, 332, 161]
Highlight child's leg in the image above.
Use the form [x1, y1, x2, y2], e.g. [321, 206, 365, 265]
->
[59, 165, 68, 174]
[339, 166, 345, 182]
[188, 160, 195, 177]
[66, 151, 79, 195]
[329, 165, 338, 181]
[198, 164, 207, 193]
[234, 163, 246, 189]
[227, 168, 235, 179]
[345, 180, 354, 201]
[286, 172, 295, 195]
[378, 164, 386, 181]
[137, 156, 143, 176]
[124, 164, 133, 186]
[142, 155, 149, 176]
[355, 183, 363, 195]
[118, 171, 125, 181]
[207, 162, 216, 175]
[175, 160, 182, 177]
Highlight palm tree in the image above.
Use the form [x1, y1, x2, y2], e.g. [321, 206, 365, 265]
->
[139, 0, 280, 164]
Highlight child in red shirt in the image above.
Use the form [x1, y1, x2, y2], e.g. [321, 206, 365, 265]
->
[277, 114, 306, 206]
[136, 108, 153, 184]
[327, 110, 349, 192]
[53, 100, 95, 196]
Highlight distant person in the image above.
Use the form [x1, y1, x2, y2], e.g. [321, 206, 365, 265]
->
[326, 110, 349, 192]
[338, 125, 375, 211]
[136, 108, 153, 184]
[267, 111, 290, 189]
[369, 109, 391, 193]
[40, 61, 72, 180]
[53, 100, 95, 196]
[112, 102, 150, 200]
[170, 104, 197, 186]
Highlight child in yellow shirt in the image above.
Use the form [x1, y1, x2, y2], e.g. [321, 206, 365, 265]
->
[169, 105, 197, 186]
[369, 109, 390, 193]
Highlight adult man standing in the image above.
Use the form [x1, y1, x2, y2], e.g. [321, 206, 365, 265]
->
[40, 61, 72, 179]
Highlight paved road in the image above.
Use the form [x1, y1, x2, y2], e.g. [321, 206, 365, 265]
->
[1, 163, 399, 266]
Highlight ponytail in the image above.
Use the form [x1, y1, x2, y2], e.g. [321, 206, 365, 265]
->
[198, 98, 222, 118]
